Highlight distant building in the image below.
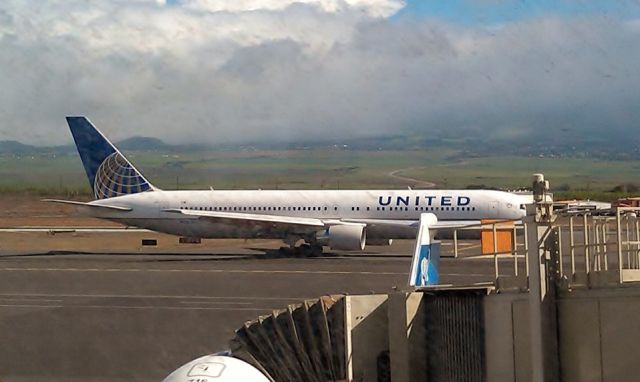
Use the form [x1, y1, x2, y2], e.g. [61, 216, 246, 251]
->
[613, 197, 640, 208]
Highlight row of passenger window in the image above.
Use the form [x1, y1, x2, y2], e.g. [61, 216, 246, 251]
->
[363, 206, 476, 211]
[415, 206, 476, 211]
[182, 206, 331, 212]
[180, 205, 476, 213]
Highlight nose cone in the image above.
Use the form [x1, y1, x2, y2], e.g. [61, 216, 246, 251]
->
[163, 355, 270, 382]
[512, 194, 532, 219]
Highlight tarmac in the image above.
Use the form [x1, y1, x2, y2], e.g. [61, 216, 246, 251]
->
[0, 237, 503, 382]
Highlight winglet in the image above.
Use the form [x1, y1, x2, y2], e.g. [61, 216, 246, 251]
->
[409, 213, 440, 287]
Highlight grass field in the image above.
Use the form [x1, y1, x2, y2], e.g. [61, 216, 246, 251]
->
[0, 148, 638, 201]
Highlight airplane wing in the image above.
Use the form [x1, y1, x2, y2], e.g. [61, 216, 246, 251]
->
[163, 209, 326, 233]
[166, 210, 491, 233]
[430, 220, 485, 229]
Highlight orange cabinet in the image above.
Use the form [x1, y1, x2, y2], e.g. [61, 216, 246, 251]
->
[481, 219, 514, 255]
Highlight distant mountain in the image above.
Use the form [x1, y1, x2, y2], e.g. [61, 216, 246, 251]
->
[116, 136, 169, 151]
[0, 140, 37, 155]
[1, 132, 638, 159]
[0, 136, 172, 155]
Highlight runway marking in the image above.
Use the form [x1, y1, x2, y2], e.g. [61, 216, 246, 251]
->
[0, 304, 272, 311]
[463, 253, 524, 260]
[0, 292, 313, 300]
[0, 304, 65, 308]
[437, 242, 478, 247]
[0, 227, 150, 233]
[456, 244, 481, 251]
[180, 301, 254, 305]
[0, 267, 406, 275]
[0, 298, 63, 303]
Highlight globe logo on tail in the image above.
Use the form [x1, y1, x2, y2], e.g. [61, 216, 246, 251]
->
[94, 152, 151, 199]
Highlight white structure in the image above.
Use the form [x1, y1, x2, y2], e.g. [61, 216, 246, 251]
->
[163, 355, 270, 382]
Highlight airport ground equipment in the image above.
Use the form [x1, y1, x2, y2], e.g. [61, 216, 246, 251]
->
[221, 175, 640, 382]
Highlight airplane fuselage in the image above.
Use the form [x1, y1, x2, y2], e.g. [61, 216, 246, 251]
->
[89, 189, 528, 240]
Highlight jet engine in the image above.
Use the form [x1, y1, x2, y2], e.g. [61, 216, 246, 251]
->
[367, 238, 393, 246]
[316, 224, 366, 251]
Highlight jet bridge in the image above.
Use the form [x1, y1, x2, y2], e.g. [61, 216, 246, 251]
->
[215, 175, 640, 382]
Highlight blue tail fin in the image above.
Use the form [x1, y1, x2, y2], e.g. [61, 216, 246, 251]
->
[66, 116, 155, 200]
[409, 213, 440, 287]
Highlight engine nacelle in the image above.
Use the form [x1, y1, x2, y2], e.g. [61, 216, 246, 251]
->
[367, 238, 393, 246]
[317, 224, 366, 251]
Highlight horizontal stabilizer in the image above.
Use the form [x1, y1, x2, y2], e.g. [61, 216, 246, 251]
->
[42, 199, 132, 212]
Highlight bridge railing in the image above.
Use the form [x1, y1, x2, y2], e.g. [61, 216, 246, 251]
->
[447, 207, 640, 291]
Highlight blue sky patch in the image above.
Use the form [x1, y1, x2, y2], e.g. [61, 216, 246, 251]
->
[398, 0, 640, 24]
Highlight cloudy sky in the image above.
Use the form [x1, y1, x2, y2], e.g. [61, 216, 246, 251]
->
[0, 0, 639, 145]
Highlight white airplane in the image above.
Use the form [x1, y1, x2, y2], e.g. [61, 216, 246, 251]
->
[45, 116, 529, 255]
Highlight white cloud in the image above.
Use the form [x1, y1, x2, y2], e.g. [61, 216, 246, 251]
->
[180, 0, 405, 17]
[627, 18, 640, 31]
[0, 1, 638, 145]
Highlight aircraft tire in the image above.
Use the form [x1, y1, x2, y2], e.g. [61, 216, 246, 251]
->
[277, 246, 293, 257]
[295, 244, 312, 258]
[309, 245, 324, 257]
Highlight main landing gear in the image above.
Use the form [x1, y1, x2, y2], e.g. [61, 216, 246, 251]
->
[278, 235, 324, 257]
[278, 243, 324, 257]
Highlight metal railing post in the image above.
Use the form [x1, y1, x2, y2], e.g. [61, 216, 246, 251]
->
[602, 222, 609, 271]
[525, 223, 530, 280]
[453, 229, 458, 259]
[594, 222, 601, 271]
[626, 215, 631, 269]
[493, 223, 499, 283]
[525, 206, 549, 382]
[557, 226, 563, 277]
[636, 218, 640, 269]
[617, 208, 623, 284]
[583, 214, 590, 273]
[570, 216, 575, 276]
[514, 225, 519, 276]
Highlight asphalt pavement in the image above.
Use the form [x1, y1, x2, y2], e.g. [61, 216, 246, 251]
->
[0, 242, 498, 381]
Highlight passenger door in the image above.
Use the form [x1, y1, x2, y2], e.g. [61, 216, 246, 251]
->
[489, 201, 500, 218]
